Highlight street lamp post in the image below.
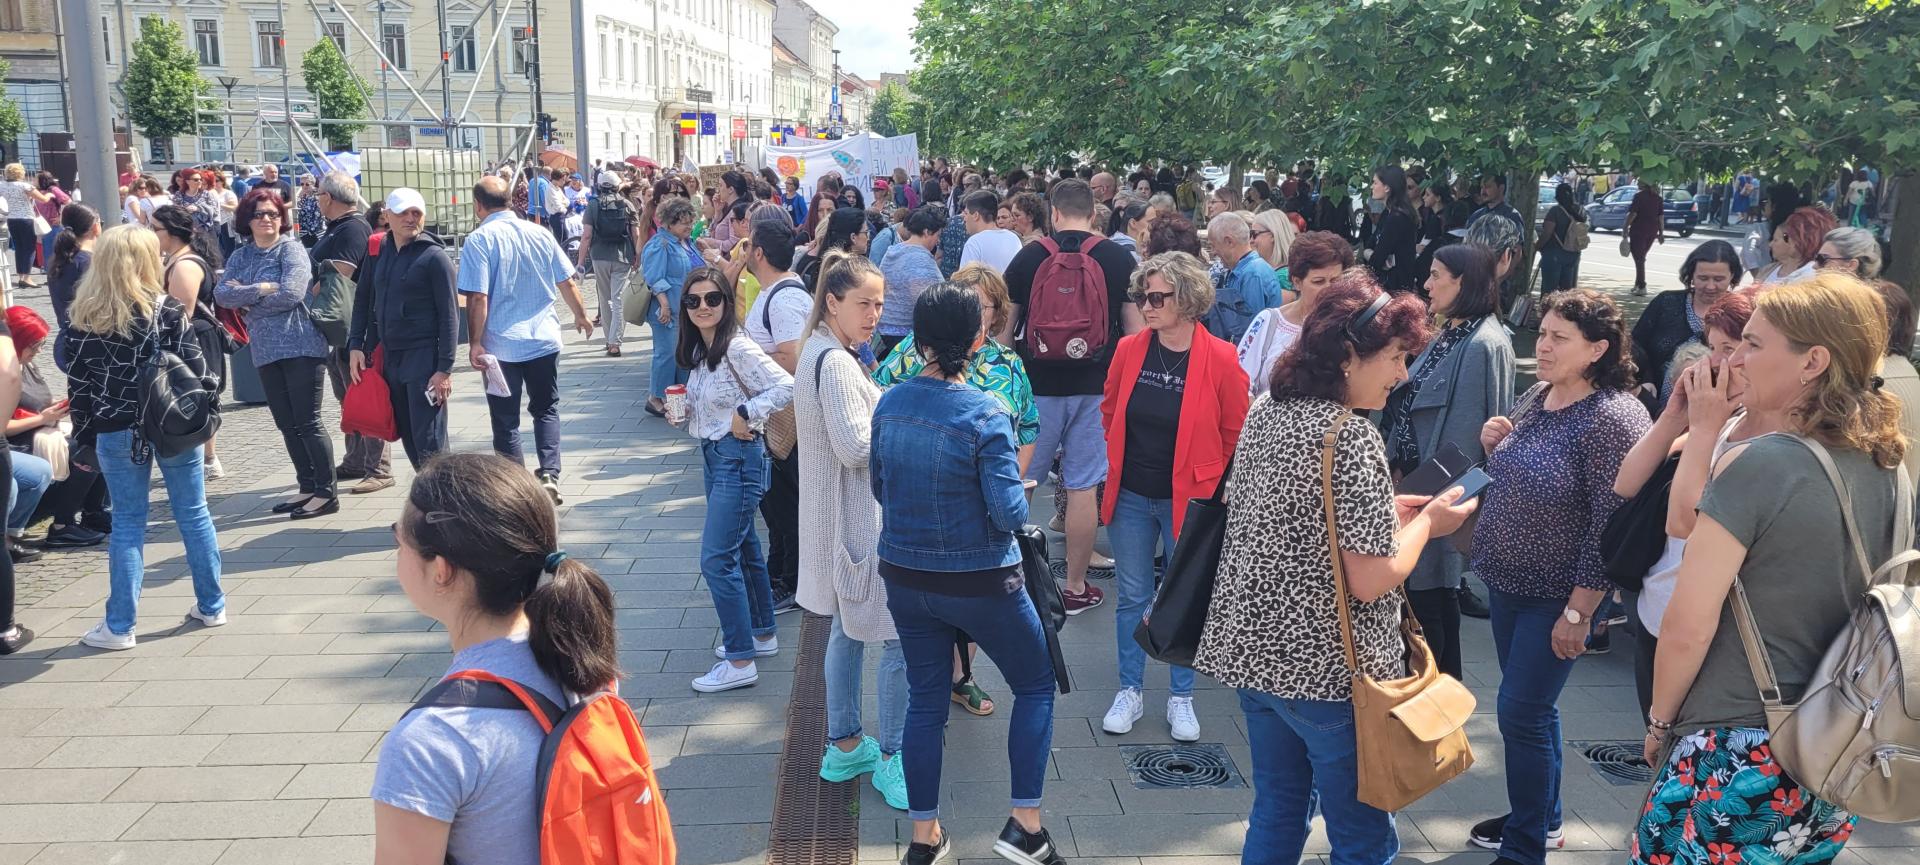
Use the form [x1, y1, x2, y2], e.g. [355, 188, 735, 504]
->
[217, 76, 239, 162]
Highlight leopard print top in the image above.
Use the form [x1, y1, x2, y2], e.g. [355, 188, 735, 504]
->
[1193, 395, 1409, 701]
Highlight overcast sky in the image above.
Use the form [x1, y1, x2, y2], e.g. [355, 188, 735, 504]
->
[806, 0, 920, 80]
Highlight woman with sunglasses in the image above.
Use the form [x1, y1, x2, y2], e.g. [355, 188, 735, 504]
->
[1098, 252, 1249, 742]
[672, 266, 794, 694]
[216, 189, 333, 519]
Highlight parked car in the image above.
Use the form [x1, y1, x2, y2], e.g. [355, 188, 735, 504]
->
[1587, 185, 1701, 237]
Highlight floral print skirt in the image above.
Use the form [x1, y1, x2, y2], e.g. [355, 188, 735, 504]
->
[1631, 727, 1855, 865]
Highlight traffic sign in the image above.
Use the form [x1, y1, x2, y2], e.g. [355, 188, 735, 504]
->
[686, 87, 714, 103]
[732, 117, 747, 139]
[750, 119, 764, 139]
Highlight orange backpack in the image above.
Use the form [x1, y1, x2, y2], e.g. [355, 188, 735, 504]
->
[409, 670, 677, 865]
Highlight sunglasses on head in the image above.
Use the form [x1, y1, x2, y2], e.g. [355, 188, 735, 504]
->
[683, 290, 728, 310]
[1128, 290, 1175, 309]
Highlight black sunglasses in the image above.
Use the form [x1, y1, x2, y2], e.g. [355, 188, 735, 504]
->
[1128, 290, 1175, 309]
[1813, 253, 1853, 268]
[683, 290, 728, 310]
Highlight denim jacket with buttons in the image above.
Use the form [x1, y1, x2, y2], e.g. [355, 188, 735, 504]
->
[870, 375, 1028, 572]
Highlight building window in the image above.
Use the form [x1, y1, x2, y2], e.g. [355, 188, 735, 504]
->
[101, 15, 113, 63]
[199, 120, 231, 162]
[324, 22, 347, 55]
[255, 20, 284, 68]
[616, 37, 626, 82]
[598, 33, 607, 80]
[451, 25, 475, 72]
[149, 136, 171, 163]
[193, 19, 221, 66]
[382, 22, 407, 70]
[511, 27, 532, 75]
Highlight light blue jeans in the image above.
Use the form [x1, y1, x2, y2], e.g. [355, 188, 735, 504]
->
[647, 282, 688, 401]
[1239, 690, 1398, 865]
[96, 428, 224, 636]
[8, 449, 52, 533]
[700, 436, 776, 659]
[825, 613, 908, 754]
[1110, 488, 1194, 696]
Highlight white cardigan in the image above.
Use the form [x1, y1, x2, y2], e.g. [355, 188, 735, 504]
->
[793, 328, 896, 642]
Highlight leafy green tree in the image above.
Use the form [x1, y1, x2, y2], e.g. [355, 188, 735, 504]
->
[302, 39, 369, 150]
[123, 17, 207, 162]
[0, 58, 26, 151]
[869, 83, 903, 137]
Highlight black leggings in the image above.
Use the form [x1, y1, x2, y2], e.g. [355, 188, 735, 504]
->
[7, 218, 35, 278]
[259, 356, 337, 498]
[1408, 586, 1464, 680]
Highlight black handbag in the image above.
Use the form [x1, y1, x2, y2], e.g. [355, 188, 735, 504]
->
[1599, 452, 1680, 592]
[1133, 458, 1233, 667]
[1016, 525, 1071, 694]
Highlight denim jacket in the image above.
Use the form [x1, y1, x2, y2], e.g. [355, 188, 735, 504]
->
[869, 375, 1028, 572]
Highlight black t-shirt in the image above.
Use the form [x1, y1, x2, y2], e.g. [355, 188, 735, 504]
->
[1004, 230, 1137, 396]
[310, 214, 372, 284]
[1120, 334, 1187, 499]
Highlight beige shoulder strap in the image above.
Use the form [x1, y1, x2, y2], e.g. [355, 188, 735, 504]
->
[1321, 410, 1362, 677]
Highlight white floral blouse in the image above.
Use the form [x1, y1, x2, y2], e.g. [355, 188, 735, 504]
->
[684, 335, 794, 441]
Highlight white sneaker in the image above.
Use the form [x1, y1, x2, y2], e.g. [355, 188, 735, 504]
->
[692, 660, 759, 693]
[1167, 696, 1200, 742]
[204, 459, 225, 480]
[714, 635, 778, 659]
[1101, 687, 1144, 735]
[79, 621, 136, 651]
[187, 605, 228, 627]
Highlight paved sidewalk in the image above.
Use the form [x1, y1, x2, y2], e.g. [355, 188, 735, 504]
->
[2, 278, 1915, 865]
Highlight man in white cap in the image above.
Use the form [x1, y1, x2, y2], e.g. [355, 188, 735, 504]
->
[347, 187, 458, 468]
[576, 171, 643, 358]
[460, 175, 592, 505]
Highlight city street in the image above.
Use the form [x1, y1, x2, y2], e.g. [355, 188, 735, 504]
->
[1, 251, 1913, 865]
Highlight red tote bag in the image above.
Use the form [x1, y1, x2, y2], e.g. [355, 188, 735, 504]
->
[341, 346, 399, 442]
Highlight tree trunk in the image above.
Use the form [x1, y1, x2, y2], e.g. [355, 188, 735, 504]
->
[1513, 167, 1541, 296]
[1226, 164, 1245, 210]
[1889, 171, 1919, 306]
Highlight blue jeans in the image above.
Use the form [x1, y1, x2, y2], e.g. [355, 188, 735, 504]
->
[885, 578, 1055, 821]
[1110, 489, 1193, 695]
[96, 428, 224, 636]
[700, 436, 776, 660]
[1489, 588, 1579, 865]
[826, 614, 908, 754]
[647, 283, 688, 401]
[8, 450, 52, 533]
[1538, 246, 1580, 293]
[1238, 690, 1397, 865]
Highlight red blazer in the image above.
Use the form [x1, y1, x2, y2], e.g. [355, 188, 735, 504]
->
[1101, 326, 1251, 536]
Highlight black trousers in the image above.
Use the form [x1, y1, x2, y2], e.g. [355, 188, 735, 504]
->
[327, 347, 391, 477]
[259, 356, 337, 498]
[385, 347, 449, 471]
[32, 464, 103, 527]
[759, 447, 800, 596]
[0, 445, 12, 630]
[1408, 586, 1464, 680]
[487, 350, 562, 476]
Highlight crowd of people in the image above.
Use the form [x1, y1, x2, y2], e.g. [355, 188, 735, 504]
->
[0, 151, 1910, 865]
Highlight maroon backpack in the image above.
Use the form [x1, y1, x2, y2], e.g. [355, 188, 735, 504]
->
[1020, 236, 1110, 362]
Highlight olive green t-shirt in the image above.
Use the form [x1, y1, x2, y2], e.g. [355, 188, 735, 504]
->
[1676, 434, 1901, 731]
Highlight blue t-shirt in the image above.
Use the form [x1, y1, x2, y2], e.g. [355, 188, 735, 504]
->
[457, 210, 578, 362]
[372, 634, 566, 865]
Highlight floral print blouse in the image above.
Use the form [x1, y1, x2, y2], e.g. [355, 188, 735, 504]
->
[871, 335, 1039, 446]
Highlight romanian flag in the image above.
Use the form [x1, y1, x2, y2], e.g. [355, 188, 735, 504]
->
[679, 113, 698, 136]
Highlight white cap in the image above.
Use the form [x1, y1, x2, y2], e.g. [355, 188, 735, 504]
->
[386, 187, 427, 215]
[597, 171, 620, 189]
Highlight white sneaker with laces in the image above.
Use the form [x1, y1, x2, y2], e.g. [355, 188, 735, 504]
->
[692, 660, 759, 693]
[1101, 687, 1144, 735]
[1167, 696, 1200, 742]
[79, 621, 137, 650]
[204, 459, 225, 480]
[187, 605, 227, 627]
[714, 635, 779, 659]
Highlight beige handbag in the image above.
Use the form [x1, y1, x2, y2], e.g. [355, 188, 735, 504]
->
[1726, 436, 1920, 823]
[1320, 412, 1477, 812]
[721, 352, 796, 460]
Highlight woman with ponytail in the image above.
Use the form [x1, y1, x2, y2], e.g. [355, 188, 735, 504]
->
[375, 453, 621, 865]
[46, 204, 100, 371]
[793, 249, 908, 809]
[150, 204, 229, 477]
[870, 282, 1063, 865]
[1633, 272, 1906, 865]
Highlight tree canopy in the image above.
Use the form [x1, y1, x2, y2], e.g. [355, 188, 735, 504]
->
[302, 39, 369, 150]
[0, 58, 25, 149]
[123, 17, 207, 155]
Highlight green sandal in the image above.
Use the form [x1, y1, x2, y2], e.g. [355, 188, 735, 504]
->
[951, 677, 995, 716]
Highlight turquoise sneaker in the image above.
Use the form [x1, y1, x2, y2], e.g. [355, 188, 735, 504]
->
[818, 735, 881, 782]
[871, 753, 908, 810]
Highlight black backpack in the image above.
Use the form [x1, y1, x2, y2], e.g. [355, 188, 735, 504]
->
[135, 302, 222, 462]
[593, 196, 633, 246]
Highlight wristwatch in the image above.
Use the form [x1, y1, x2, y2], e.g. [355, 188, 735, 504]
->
[1563, 608, 1585, 625]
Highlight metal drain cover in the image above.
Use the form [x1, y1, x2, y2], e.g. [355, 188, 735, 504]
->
[1050, 560, 1115, 582]
[1121, 744, 1245, 789]
[1575, 740, 1657, 786]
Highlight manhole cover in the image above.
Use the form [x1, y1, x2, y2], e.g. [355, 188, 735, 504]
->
[1576, 740, 1656, 786]
[1050, 560, 1114, 582]
[1121, 744, 1245, 789]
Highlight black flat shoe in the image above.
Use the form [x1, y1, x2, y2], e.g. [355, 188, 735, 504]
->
[41, 525, 106, 548]
[8, 541, 43, 564]
[289, 497, 340, 520]
[644, 401, 666, 418]
[271, 496, 315, 514]
[0, 625, 33, 655]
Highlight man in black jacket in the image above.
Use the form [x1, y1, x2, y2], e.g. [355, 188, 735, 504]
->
[347, 188, 457, 469]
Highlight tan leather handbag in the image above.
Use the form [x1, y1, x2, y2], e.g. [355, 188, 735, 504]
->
[1321, 412, 1477, 812]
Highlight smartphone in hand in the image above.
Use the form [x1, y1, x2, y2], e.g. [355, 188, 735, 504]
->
[1444, 467, 1494, 503]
